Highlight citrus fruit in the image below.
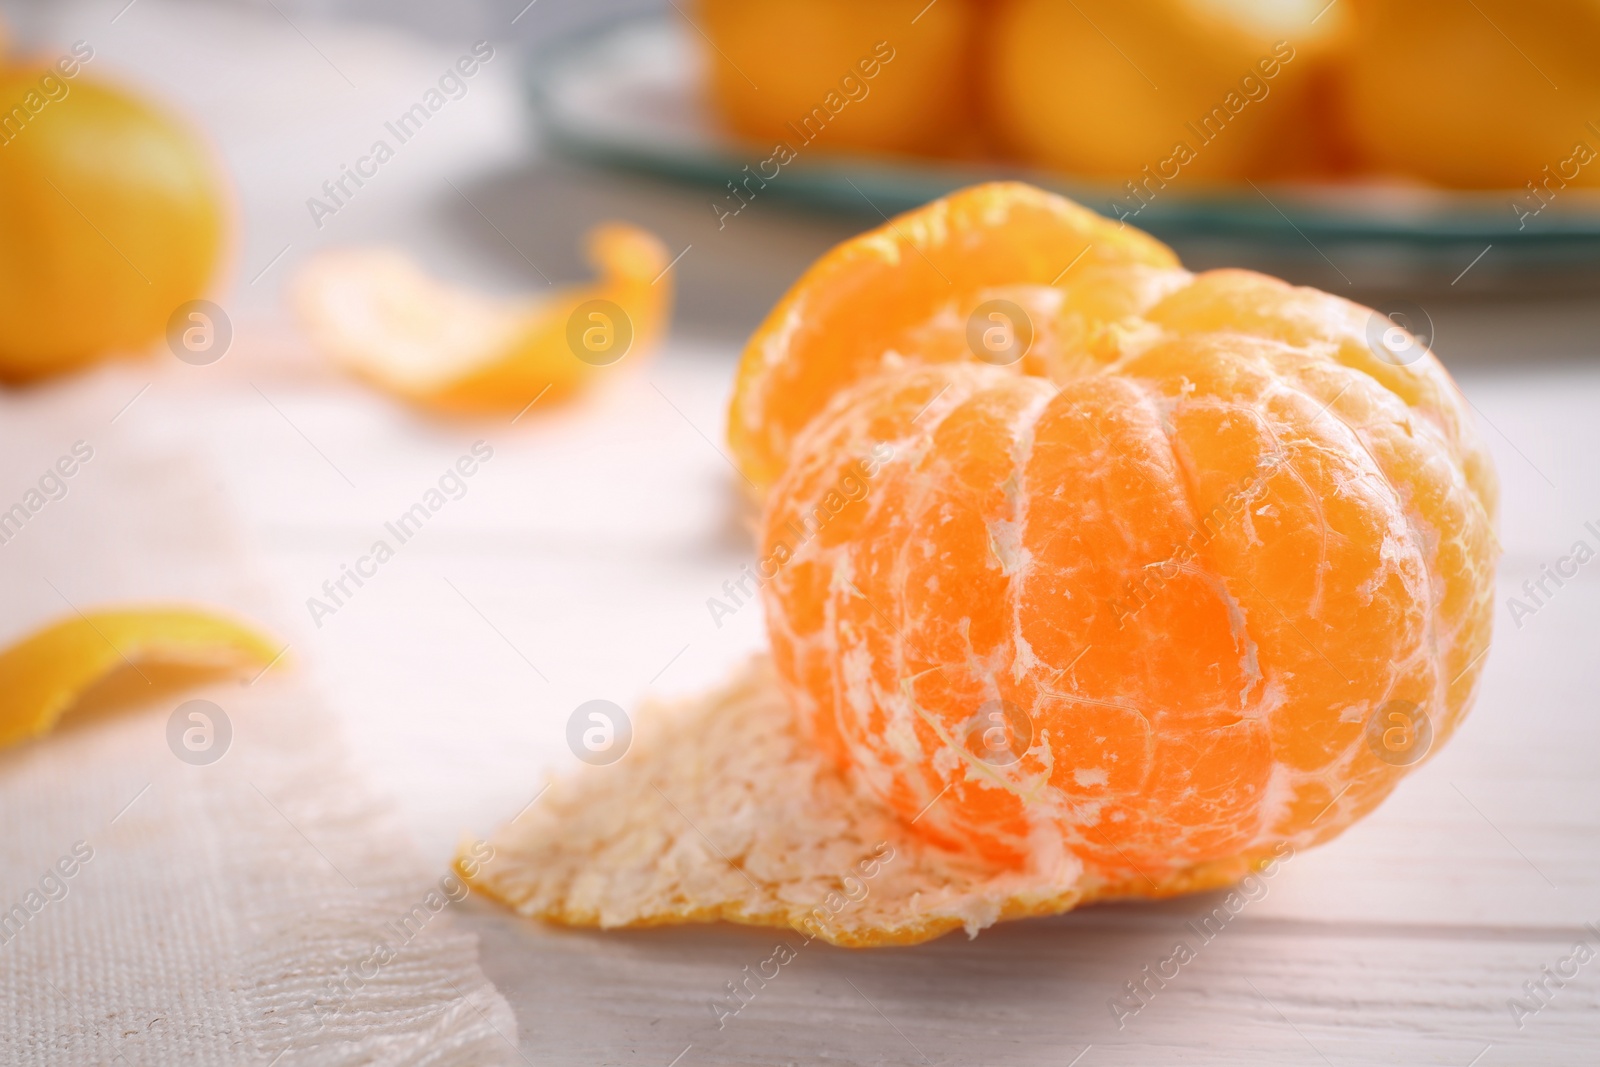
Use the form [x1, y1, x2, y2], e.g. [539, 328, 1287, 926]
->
[0, 607, 280, 749]
[740, 181, 1497, 895]
[986, 0, 1347, 181]
[697, 0, 981, 159]
[0, 67, 225, 382]
[457, 182, 1497, 947]
[728, 181, 1181, 492]
[1339, 0, 1600, 188]
[291, 223, 671, 413]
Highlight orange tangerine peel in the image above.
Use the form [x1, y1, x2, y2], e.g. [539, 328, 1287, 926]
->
[292, 223, 672, 413]
[466, 182, 1497, 946]
[0, 607, 281, 750]
[459, 657, 1085, 947]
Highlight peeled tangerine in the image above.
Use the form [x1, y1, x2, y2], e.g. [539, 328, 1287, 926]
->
[461, 183, 1497, 946]
[292, 224, 671, 413]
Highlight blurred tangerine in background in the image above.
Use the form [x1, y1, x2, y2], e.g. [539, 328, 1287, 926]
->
[0, 47, 226, 382]
[987, 0, 1351, 182]
[1340, 0, 1600, 189]
[698, 0, 986, 159]
[695, 0, 1599, 191]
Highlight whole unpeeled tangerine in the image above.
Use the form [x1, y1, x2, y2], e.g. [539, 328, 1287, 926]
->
[1339, 0, 1600, 188]
[0, 68, 224, 381]
[985, 0, 1348, 181]
[697, 0, 981, 159]
[739, 182, 1497, 898]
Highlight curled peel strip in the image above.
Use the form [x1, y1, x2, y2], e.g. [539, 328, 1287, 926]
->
[0, 607, 281, 749]
[292, 223, 673, 413]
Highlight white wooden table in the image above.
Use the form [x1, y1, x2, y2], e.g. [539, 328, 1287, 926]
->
[13, 2, 1600, 1063]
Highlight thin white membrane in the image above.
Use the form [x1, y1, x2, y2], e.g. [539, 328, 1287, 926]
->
[0, 372, 518, 1066]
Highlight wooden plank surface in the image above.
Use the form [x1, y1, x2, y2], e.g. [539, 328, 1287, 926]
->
[155, 335, 1599, 1066]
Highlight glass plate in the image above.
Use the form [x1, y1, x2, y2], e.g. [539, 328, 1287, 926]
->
[527, 17, 1600, 280]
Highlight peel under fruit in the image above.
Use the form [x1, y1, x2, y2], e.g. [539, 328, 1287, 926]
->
[458, 656, 1084, 947]
[291, 223, 672, 413]
[0, 607, 281, 749]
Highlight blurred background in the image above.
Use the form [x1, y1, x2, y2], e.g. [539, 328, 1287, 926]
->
[5, 0, 1599, 354]
[2, 1, 1598, 1063]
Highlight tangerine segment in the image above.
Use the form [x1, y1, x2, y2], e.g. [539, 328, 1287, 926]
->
[730, 185, 1494, 535]
[727, 182, 1179, 490]
[760, 336, 1495, 891]
[0, 608, 281, 749]
[292, 223, 671, 413]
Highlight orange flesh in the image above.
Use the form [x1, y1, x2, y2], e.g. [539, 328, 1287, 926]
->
[740, 183, 1497, 897]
